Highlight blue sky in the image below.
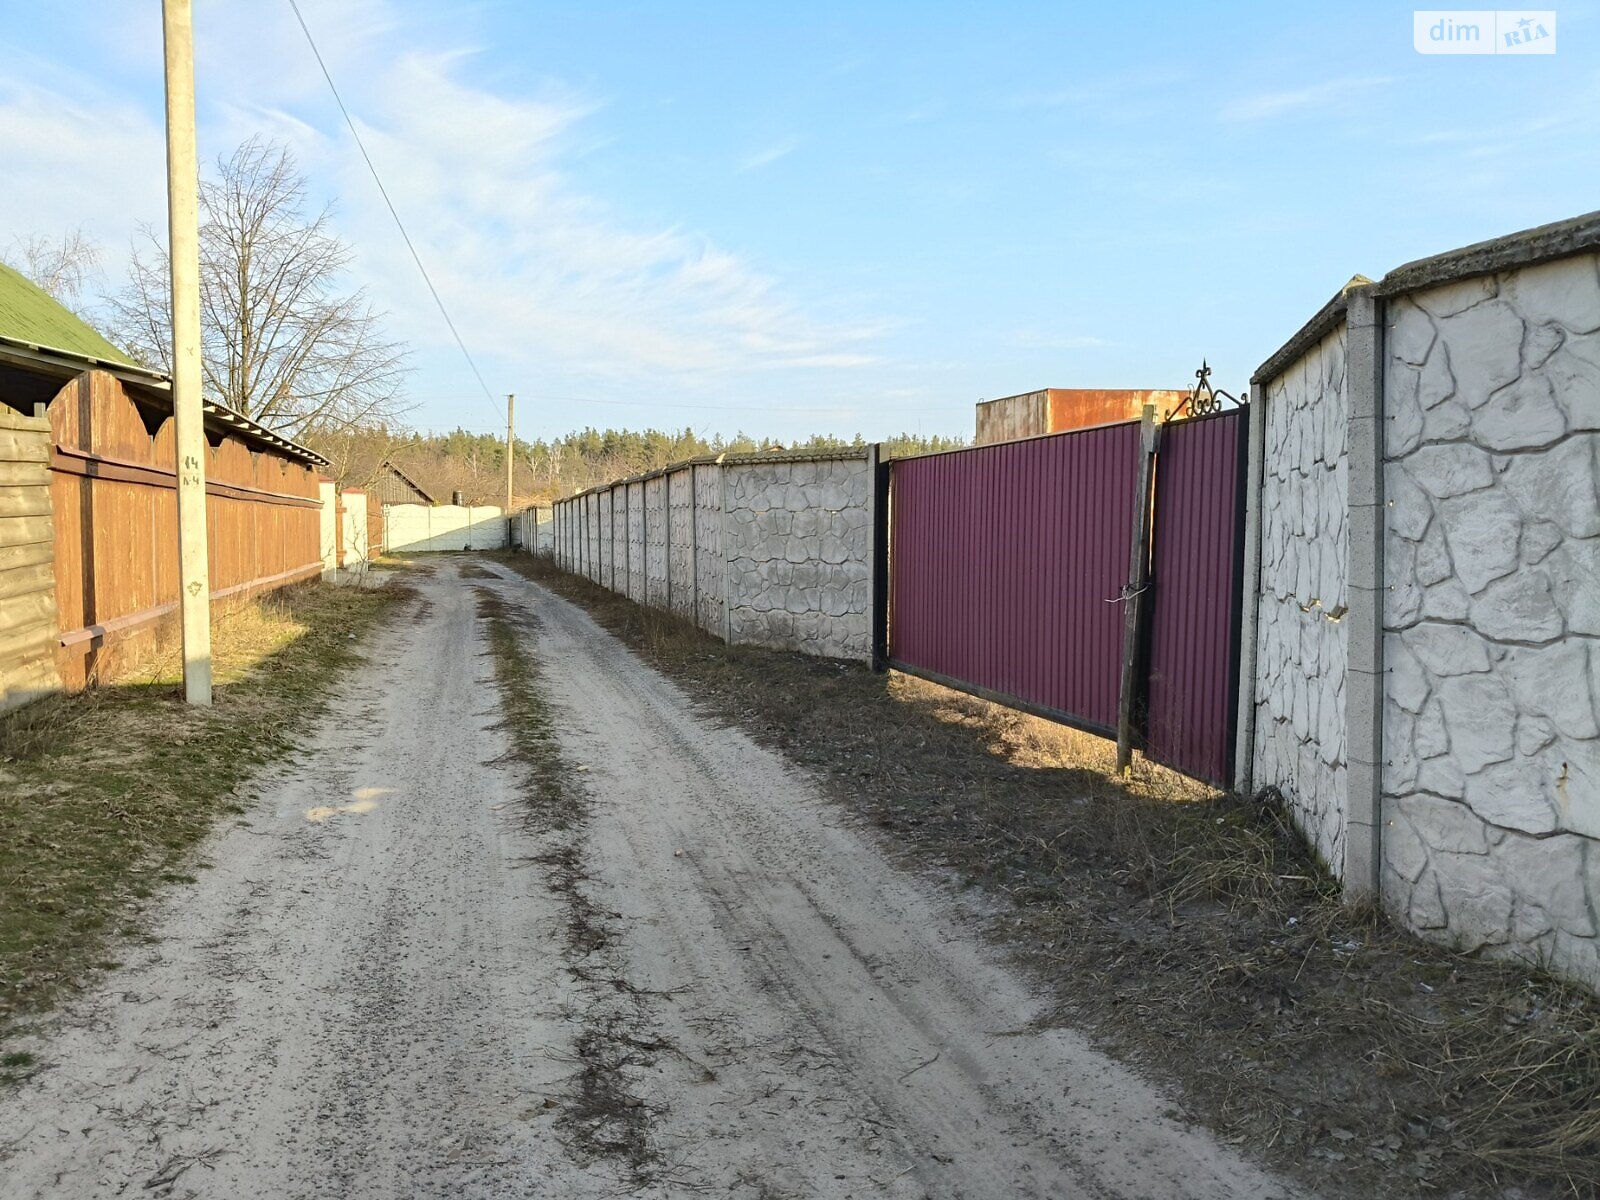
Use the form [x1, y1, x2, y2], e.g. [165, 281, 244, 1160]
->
[1, 1, 1596, 444]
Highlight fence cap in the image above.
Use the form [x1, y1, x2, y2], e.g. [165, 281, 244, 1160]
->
[0, 333, 329, 468]
[1375, 207, 1600, 298]
[558, 445, 875, 501]
[1253, 207, 1600, 388]
[1250, 278, 1369, 386]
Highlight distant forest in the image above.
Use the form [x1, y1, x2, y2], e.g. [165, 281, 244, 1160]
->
[311, 425, 968, 507]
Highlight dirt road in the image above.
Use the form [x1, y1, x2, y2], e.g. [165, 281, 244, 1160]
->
[0, 560, 1292, 1199]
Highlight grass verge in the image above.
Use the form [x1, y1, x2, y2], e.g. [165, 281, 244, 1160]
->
[0, 580, 408, 1071]
[474, 586, 679, 1188]
[491, 550, 1600, 1200]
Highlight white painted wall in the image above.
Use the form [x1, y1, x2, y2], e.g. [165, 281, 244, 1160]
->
[341, 490, 370, 566]
[385, 504, 508, 553]
[318, 479, 338, 580]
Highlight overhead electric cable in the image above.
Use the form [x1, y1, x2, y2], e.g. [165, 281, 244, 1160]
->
[286, 0, 502, 425]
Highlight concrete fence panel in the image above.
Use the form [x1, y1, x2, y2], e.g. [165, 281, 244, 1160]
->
[667, 466, 695, 621]
[549, 450, 876, 662]
[1250, 319, 1353, 875]
[645, 474, 668, 609]
[1243, 211, 1600, 989]
[693, 463, 725, 635]
[385, 503, 508, 553]
[514, 506, 552, 555]
[1378, 249, 1600, 983]
[724, 456, 874, 661]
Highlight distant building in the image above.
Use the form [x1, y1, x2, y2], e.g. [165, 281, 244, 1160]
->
[335, 454, 435, 507]
[974, 388, 1187, 445]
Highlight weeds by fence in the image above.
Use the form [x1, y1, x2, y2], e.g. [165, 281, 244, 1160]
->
[497, 549, 1600, 1199]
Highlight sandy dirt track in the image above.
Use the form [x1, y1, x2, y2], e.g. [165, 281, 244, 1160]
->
[0, 561, 1294, 1199]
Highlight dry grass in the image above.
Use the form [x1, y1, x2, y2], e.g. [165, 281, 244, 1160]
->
[494, 551, 1600, 1199]
[0, 581, 408, 1068]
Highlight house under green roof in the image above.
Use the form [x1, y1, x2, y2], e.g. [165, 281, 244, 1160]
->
[0, 260, 136, 366]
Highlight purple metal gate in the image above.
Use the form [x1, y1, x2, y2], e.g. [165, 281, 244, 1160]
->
[1142, 408, 1247, 785]
[887, 407, 1246, 786]
[888, 423, 1140, 738]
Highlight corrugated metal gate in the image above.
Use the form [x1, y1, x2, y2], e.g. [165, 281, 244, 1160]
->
[888, 423, 1138, 738]
[1142, 409, 1247, 785]
[887, 406, 1247, 786]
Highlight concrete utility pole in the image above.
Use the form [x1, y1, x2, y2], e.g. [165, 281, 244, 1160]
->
[505, 393, 516, 514]
[163, 0, 212, 706]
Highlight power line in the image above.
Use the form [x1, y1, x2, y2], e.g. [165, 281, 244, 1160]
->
[403, 395, 862, 415]
[285, 0, 503, 427]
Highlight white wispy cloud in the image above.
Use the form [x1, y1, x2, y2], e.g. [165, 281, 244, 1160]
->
[0, 75, 167, 282]
[1220, 75, 1395, 121]
[0, 0, 889, 390]
[328, 53, 885, 377]
[737, 139, 798, 173]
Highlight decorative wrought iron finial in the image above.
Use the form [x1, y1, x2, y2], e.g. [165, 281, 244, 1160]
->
[1168, 361, 1246, 422]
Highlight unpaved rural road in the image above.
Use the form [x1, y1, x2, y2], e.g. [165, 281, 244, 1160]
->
[0, 560, 1292, 1199]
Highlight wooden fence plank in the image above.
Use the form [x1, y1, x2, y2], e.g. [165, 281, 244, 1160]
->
[0, 539, 53, 572]
[0, 559, 55, 603]
[0, 459, 49, 486]
[0, 586, 53, 635]
[0, 431, 50, 463]
[0, 621, 56, 664]
[0, 405, 58, 710]
[0, 490, 52, 519]
[0, 514, 52, 551]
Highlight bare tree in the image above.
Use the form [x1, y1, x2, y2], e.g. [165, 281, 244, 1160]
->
[4, 229, 103, 312]
[103, 136, 409, 438]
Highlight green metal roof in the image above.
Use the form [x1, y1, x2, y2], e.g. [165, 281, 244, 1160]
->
[0, 260, 137, 367]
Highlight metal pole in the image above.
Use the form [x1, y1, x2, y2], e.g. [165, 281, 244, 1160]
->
[869, 444, 890, 672]
[163, 0, 212, 706]
[505, 393, 515, 515]
[1115, 404, 1160, 772]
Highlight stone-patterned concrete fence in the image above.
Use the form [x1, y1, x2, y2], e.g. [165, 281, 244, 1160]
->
[1239, 210, 1600, 986]
[548, 449, 879, 662]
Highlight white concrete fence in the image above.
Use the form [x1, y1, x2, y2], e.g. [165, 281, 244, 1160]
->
[1238, 210, 1600, 986]
[549, 450, 878, 662]
[384, 503, 507, 553]
[513, 505, 553, 555]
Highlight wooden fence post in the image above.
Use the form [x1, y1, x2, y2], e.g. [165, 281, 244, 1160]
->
[1116, 404, 1161, 773]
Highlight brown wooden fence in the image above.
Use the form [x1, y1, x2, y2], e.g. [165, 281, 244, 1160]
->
[48, 370, 324, 688]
